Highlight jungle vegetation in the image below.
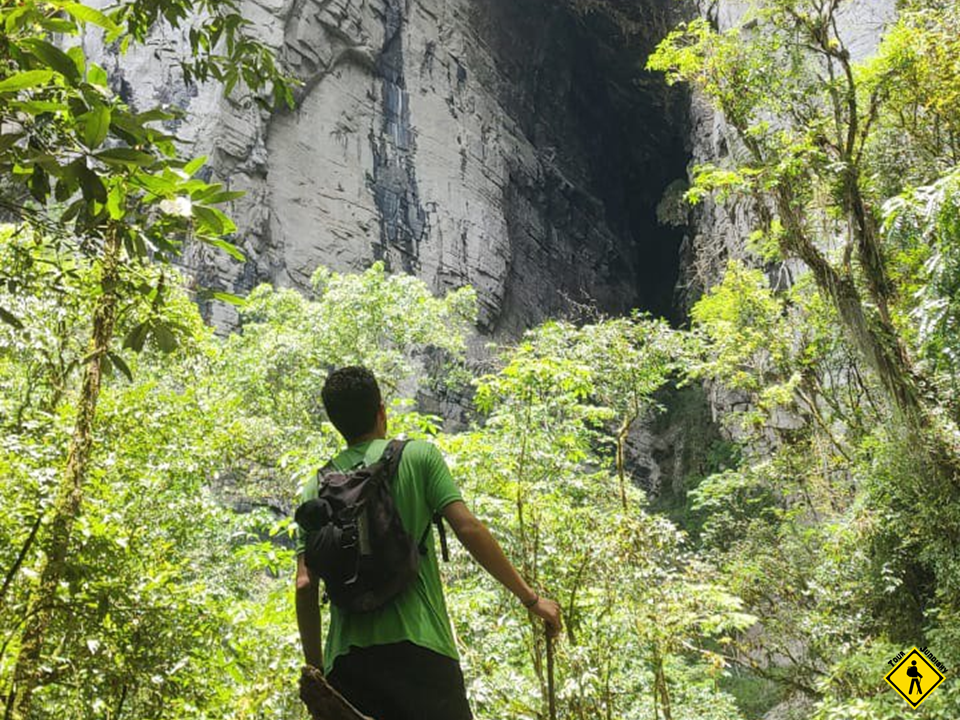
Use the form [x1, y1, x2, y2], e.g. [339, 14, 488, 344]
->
[1, 0, 959, 719]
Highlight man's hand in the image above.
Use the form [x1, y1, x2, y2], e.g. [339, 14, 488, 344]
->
[529, 596, 562, 638]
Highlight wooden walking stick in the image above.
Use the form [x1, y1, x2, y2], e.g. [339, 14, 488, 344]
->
[546, 626, 557, 720]
[300, 666, 373, 720]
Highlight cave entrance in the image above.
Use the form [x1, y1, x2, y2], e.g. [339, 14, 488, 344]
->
[480, 0, 691, 327]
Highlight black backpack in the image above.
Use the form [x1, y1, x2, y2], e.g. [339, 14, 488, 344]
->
[294, 439, 448, 613]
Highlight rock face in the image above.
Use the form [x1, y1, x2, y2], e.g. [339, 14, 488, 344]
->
[93, 0, 896, 495]
[100, 0, 690, 334]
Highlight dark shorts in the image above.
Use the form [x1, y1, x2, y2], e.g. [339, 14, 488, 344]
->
[328, 641, 473, 720]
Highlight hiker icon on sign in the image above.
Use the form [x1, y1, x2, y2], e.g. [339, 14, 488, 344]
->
[907, 660, 922, 694]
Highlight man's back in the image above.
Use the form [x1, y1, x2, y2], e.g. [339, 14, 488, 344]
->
[297, 437, 462, 675]
[296, 365, 558, 720]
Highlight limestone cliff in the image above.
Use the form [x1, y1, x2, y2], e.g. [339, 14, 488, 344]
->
[89, 0, 896, 494]
[95, 0, 690, 333]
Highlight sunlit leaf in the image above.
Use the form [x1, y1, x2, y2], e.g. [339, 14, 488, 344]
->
[21, 38, 80, 83]
[0, 70, 55, 93]
[61, 3, 122, 34]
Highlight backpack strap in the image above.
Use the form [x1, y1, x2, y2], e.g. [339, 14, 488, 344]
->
[384, 439, 449, 562]
[378, 438, 408, 470]
[316, 458, 338, 487]
[418, 513, 449, 562]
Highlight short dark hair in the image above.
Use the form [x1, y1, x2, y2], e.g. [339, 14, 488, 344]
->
[321, 366, 382, 443]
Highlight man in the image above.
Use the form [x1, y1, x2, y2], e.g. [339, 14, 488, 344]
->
[295, 366, 562, 720]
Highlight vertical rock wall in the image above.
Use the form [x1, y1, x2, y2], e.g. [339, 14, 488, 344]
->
[96, 0, 690, 333]
[84, 0, 898, 494]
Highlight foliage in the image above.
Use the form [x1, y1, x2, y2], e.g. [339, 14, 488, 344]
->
[0, 245, 477, 717]
[859, 0, 960, 194]
[0, 0, 291, 277]
[0, 1, 294, 715]
[443, 318, 752, 720]
[204, 261, 476, 504]
[0, 238, 296, 718]
[882, 168, 960, 390]
[649, 0, 960, 486]
[649, 5, 960, 713]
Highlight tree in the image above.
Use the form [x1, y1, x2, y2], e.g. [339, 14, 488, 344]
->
[443, 318, 751, 720]
[648, 0, 960, 481]
[0, 1, 292, 715]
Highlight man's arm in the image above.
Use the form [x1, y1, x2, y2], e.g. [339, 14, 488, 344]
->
[442, 500, 562, 637]
[295, 555, 324, 670]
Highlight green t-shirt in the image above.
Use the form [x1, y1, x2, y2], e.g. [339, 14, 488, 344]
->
[296, 438, 463, 674]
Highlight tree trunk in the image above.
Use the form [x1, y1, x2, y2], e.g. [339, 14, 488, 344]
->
[616, 415, 636, 511]
[6, 228, 122, 720]
[652, 644, 673, 720]
[776, 190, 960, 480]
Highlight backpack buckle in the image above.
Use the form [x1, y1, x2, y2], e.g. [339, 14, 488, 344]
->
[340, 522, 358, 549]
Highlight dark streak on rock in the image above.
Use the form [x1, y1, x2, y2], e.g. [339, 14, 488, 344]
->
[368, 0, 427, 274]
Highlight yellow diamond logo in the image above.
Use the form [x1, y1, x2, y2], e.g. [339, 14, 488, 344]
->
[885, 647, 946, 708]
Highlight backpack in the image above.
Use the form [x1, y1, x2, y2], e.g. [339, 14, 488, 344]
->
[294, 439, 448, 613]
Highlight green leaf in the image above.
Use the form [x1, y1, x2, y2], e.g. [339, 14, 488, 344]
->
[61, 198, 85, 223]
[135, 173, 177, 197]
[77, 163, 107, 203]
[190, 183, 223, 202]
[54, 173, 77, 202]
[83, 105, 111, 149]
[95, 148, 156, 167]
[207, 238, 246, 262]
[183, 156, 207, 177]
[0, 306, 24, 330]
[211, 291, 247, 306]
[107, 351, 133, 382]
[66, 45, 86, 78]
[61, 3, 122, 34]
[38, 17, 77, 34]
[22, 38, 81, 83]
[137, 108, 179, 124]
[204, 190, 246, 205]
[9, 100, 65, 113]
[108, 114, 149, 146]
[192, 205, 224, 234]
[4, 6, 31, 34]
[29, 166, 50, 202]
[152, 323, 177, 353]
[123, 322, 149, 352]
[28, 152, 64, 176]
[0, 70, 55, 93]
[106, 184, 126, 220]
[87, 63, 108, 87]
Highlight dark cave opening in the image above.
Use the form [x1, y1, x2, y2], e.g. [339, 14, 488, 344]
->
[564, 7, 691, 325]
[477, 0, 692, 327]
